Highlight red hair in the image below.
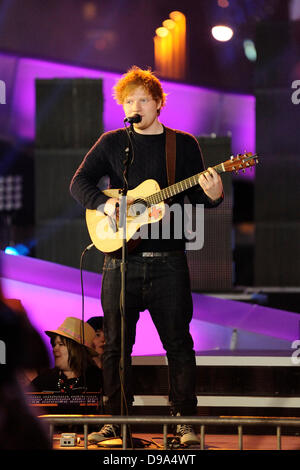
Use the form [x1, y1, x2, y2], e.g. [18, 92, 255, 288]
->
[113, 66, 167, 114]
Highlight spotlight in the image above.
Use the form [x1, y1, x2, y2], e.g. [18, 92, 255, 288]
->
[243, 39, 257, 61]
[4, 244, 30, 256]
[211, 25, 234, 42]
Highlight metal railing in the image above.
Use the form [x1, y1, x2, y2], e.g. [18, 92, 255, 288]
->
[40, 415, 300, 450]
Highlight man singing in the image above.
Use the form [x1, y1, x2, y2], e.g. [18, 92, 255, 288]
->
[70, 66, 223, 445]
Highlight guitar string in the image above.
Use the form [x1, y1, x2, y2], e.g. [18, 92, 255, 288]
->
[142, 154, 256, 207]
[128, 154, 256, 208]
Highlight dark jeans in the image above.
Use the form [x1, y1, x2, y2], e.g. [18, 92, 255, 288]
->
[101, 252, 197, 416]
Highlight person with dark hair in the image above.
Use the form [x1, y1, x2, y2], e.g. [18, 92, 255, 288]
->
[0, 295, 51, 450]
[31, 317, 102, 393]
[87, 316, 105, 369]
[70, 66, 223, 445]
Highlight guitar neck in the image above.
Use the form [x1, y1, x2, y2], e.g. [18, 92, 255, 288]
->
[145, 163, 224, 206]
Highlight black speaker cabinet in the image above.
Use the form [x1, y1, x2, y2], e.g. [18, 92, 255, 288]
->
[35, 217, 104, 273]
[187, 136, 233, 291]
[34, 78, 104, 270]
[35, 78, 103, 149]
[254, 88, 300, 286]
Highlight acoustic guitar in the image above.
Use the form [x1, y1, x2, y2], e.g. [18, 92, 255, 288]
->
[86, 152, 258, 255]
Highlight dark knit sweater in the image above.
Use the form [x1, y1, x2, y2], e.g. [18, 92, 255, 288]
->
[70, 126, 223, 252]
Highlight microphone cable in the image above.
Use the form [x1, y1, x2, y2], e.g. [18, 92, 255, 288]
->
[79, 242, 94, 410]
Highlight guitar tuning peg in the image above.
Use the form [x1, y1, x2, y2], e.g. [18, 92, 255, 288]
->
[230, 156, 234, 160]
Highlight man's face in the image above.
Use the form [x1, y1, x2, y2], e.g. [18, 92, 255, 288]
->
[123, 86, 161, 133]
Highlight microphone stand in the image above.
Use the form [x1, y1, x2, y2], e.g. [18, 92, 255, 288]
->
[119, 119, 135, 446]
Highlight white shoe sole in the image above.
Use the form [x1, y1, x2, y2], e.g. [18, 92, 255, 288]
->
[88, 432, 118, 443]
[179, 432, 199, 446]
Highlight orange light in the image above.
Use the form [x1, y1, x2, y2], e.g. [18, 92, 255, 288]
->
[162, 19, 176, 30]
[169, 11, 186, 79]
[154, 28, 171, 77]
[155, 27, 169, 38]
[154, 12, 186, 79]
[154, 35, 163, 74]
[169, 10, 185, 22]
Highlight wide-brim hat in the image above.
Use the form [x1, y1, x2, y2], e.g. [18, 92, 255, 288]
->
[45, 317, 98, 356]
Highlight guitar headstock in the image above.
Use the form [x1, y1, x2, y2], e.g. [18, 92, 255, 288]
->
[223, 152, 259, 173]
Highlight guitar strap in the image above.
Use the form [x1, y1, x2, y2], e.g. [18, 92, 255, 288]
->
[165, 127, 176, 186]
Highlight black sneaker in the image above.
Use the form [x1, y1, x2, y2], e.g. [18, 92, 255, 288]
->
[174, 413, 199, 446]
[176, 423, 199, 446]
[88, 424, 120, 443]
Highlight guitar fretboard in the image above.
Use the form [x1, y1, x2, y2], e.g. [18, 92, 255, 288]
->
[145, 163, 224, 206]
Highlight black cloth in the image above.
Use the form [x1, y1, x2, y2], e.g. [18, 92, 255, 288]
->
[101, 252, 198, 416]
[70, 126, 223, 253]
[30, 366, 103, 393]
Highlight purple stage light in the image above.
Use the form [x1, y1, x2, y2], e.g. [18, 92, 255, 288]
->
[0, 251, 296, 360]
[0, 53, 255, 172]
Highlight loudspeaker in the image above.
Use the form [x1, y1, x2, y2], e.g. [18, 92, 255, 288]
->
[35, 149, 88, 221]
[256, 89, 300, 155]
[34, 78, 104, 269]
[255, 221, 300, 286]
[35, 78, 103, 149]
[255, 87, 300, 285]
[254, 153, 300, 286]
[187, 136, 233, 291]
[255, 153, 300, 223]
[35, 218, 104, 272]
[255, 21, 293, 89]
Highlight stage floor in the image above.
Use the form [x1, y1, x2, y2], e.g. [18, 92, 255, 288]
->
[52, 432, 300, 451]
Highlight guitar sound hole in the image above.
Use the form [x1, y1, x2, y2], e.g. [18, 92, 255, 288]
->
[128, 199, 147, 217]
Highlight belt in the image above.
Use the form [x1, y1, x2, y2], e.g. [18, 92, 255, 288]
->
[134, 251, 184, 258]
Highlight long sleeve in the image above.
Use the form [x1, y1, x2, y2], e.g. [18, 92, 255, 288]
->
[70, 134, 111, 210]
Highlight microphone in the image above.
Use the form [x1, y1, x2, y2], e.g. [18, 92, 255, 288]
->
[124, 114, 142, 124]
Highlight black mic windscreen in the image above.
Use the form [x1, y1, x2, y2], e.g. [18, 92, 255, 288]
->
[124, 114, 142, 124]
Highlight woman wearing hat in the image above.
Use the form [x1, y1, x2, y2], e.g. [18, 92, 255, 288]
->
[31, 317, 102, 393]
